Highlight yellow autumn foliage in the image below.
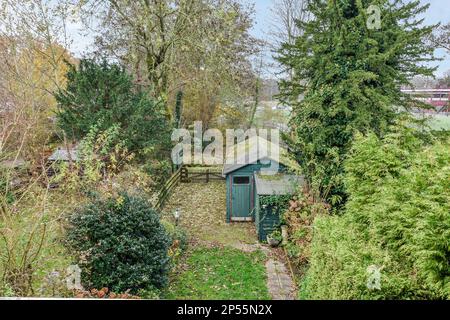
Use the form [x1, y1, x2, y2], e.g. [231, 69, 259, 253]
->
[0, 40, 73, 164]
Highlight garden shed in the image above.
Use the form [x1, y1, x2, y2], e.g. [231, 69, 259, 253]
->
[254, 174, 303, 242]
[48, 145, 80, 162]
[222, 136, 302, 229]
[46, 145, 80, 178]
[224, 160, 285, 222]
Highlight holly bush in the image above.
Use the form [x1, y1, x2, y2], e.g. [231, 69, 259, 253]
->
[65, 193, 171, 294]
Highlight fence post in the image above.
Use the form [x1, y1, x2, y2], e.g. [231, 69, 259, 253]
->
[181, 166, 188, 183]
[206, 169, 209, 183]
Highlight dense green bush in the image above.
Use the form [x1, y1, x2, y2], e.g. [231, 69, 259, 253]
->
[300, 126, 450, 300]
[65, 193, 171, 294]
[144, 160, 173, 190]
[55, 59, 171, 156]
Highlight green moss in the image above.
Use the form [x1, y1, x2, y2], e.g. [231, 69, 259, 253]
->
[256, 174, 285, 181]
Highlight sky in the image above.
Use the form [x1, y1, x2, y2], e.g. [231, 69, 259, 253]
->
[68, 0, 450, 77]
[248, 0, 450, 77]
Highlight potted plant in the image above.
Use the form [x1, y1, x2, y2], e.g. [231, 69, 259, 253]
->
[267, 230, 283, 247]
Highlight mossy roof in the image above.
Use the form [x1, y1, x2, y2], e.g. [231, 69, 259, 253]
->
[48, 145, 80, 162]
[254, 173, 304, 195]
[223, 136, 301, 175]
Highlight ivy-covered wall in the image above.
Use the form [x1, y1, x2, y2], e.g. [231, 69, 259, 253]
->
[255, 194, 291, 242]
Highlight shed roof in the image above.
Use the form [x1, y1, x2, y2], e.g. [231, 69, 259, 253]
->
[48, 146, 80, 162]
[254, 174, 304, 196]
[223, 136, 298, 176]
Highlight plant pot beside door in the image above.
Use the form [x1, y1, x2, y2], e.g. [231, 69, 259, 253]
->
[267, 230, 283, 247]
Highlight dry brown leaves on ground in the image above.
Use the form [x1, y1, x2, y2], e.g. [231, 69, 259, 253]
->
[163, 181, 257, 246]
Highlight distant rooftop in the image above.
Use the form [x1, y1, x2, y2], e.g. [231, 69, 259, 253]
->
[402, 89, 450, 93]
[48, 146, 80, 162]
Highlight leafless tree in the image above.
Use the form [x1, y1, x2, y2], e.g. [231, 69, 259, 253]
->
[268, 0, 308, 83]
[431, 22, 450, 52]
[76, 0, 261, 119]
[269, 0, 308, 48]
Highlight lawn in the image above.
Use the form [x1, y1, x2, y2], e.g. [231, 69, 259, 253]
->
[429, 114, 450, 131]
[161, 181, 272, 300]
[166, 247, 270, 300]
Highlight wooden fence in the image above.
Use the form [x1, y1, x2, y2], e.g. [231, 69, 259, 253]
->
[151, 165, 225, 210]
[151, 167, 182, 210]
[180, 165, 225, 183]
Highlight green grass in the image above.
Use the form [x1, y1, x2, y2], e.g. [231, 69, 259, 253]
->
[166, 247, 270, 300]
[1, 183, 96, 297]
[0, 189, 75, 297]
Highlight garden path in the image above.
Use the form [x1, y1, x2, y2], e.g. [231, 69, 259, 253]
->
[163, 181, 296, 300]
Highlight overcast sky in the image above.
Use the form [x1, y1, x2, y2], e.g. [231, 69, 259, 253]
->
[250, 0, 450, 77]
[68, 0, 450, 77]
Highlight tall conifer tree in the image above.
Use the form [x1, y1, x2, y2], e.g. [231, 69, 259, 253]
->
[277, 0, 436, 202]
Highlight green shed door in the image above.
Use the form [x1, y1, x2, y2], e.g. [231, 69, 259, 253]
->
[231, 175, 252, 221]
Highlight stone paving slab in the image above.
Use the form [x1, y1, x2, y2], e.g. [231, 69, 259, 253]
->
[266, 259, 296, 300]
[231, 242, 271, 254]
[231, 243, 296, 300]
[231, 242, 296, 300]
